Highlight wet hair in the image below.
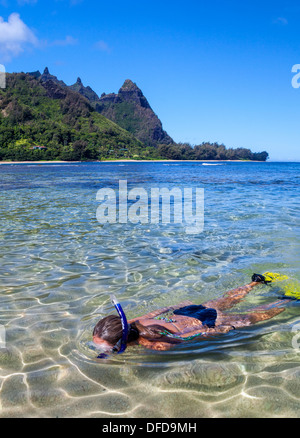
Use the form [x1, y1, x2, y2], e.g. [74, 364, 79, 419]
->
[93, 315, 182, 346]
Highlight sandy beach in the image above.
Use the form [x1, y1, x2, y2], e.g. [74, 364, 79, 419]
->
[0, 159, 262, 164]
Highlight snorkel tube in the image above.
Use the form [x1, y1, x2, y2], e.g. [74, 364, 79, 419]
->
[97, 294, 129, 359]
[110, 294, 129, 354]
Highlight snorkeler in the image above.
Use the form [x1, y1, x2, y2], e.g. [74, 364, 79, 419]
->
[93, 273, 291, 355]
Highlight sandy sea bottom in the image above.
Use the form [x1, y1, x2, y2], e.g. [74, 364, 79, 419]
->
[0, 161, 299, 418]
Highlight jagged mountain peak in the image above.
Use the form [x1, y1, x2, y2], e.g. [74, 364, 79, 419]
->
[119, 79, 140, 92]
[26, 68, 174, 147]
[0, 71, 149, 161]
[68, 76, 100, 103]
[39, 67, 66, 87]
[98, 79, 174, 146]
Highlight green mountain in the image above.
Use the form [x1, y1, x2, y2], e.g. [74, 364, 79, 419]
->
[64, 73, 268, 161]
[40, 69, 174, 148]
[0, 68, 269, 162]
[96, 79, 174, 147]
[0, 72, 160, 161]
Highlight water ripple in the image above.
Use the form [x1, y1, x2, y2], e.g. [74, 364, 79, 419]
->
[0, 162, 299, 417]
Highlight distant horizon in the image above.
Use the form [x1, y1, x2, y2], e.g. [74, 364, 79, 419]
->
[1, 1, 300, 161]
[0, 158, 299, 165]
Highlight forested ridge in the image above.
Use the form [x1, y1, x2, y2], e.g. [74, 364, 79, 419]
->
[0, 70, 268, 162]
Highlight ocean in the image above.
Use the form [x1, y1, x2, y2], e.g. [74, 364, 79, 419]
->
[0, 160, 299, 418]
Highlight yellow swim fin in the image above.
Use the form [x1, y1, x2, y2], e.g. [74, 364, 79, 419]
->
[280, 281, 300, 300]
[263, 272, 289, 283]
[262, 272, 300, 300]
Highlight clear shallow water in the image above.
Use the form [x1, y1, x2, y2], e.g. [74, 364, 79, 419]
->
[0, 160, 299, 418]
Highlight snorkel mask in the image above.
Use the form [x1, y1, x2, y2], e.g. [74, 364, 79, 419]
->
[97, 294, 129, 359]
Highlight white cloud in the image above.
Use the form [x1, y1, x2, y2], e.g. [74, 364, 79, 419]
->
[51, 35, 78, 46]
[94, 40, 111, 53]
[274, 17, 288, 26]
[0, 13, 38, 61]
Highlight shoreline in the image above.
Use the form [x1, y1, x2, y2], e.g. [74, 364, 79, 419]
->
[0, 159, 269, 165]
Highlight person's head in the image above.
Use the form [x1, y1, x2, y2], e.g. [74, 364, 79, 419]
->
[93, 315, 181, 353]
[93, 315, 139, 353]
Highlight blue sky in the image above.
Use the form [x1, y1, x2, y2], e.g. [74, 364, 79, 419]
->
[0, 0, 299, 160]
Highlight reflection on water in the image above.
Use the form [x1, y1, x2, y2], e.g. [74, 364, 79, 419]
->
[0, 161, 299, 417]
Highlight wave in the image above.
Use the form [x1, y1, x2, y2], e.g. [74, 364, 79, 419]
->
[202, 163, 225, 166]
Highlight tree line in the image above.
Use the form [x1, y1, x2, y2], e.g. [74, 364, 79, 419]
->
[157, 142, 268, 161]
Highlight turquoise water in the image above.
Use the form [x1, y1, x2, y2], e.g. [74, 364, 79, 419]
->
[0, 161, 299, 417]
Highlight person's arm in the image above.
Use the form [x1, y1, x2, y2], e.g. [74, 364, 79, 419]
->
[138, 337, 173, 351]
